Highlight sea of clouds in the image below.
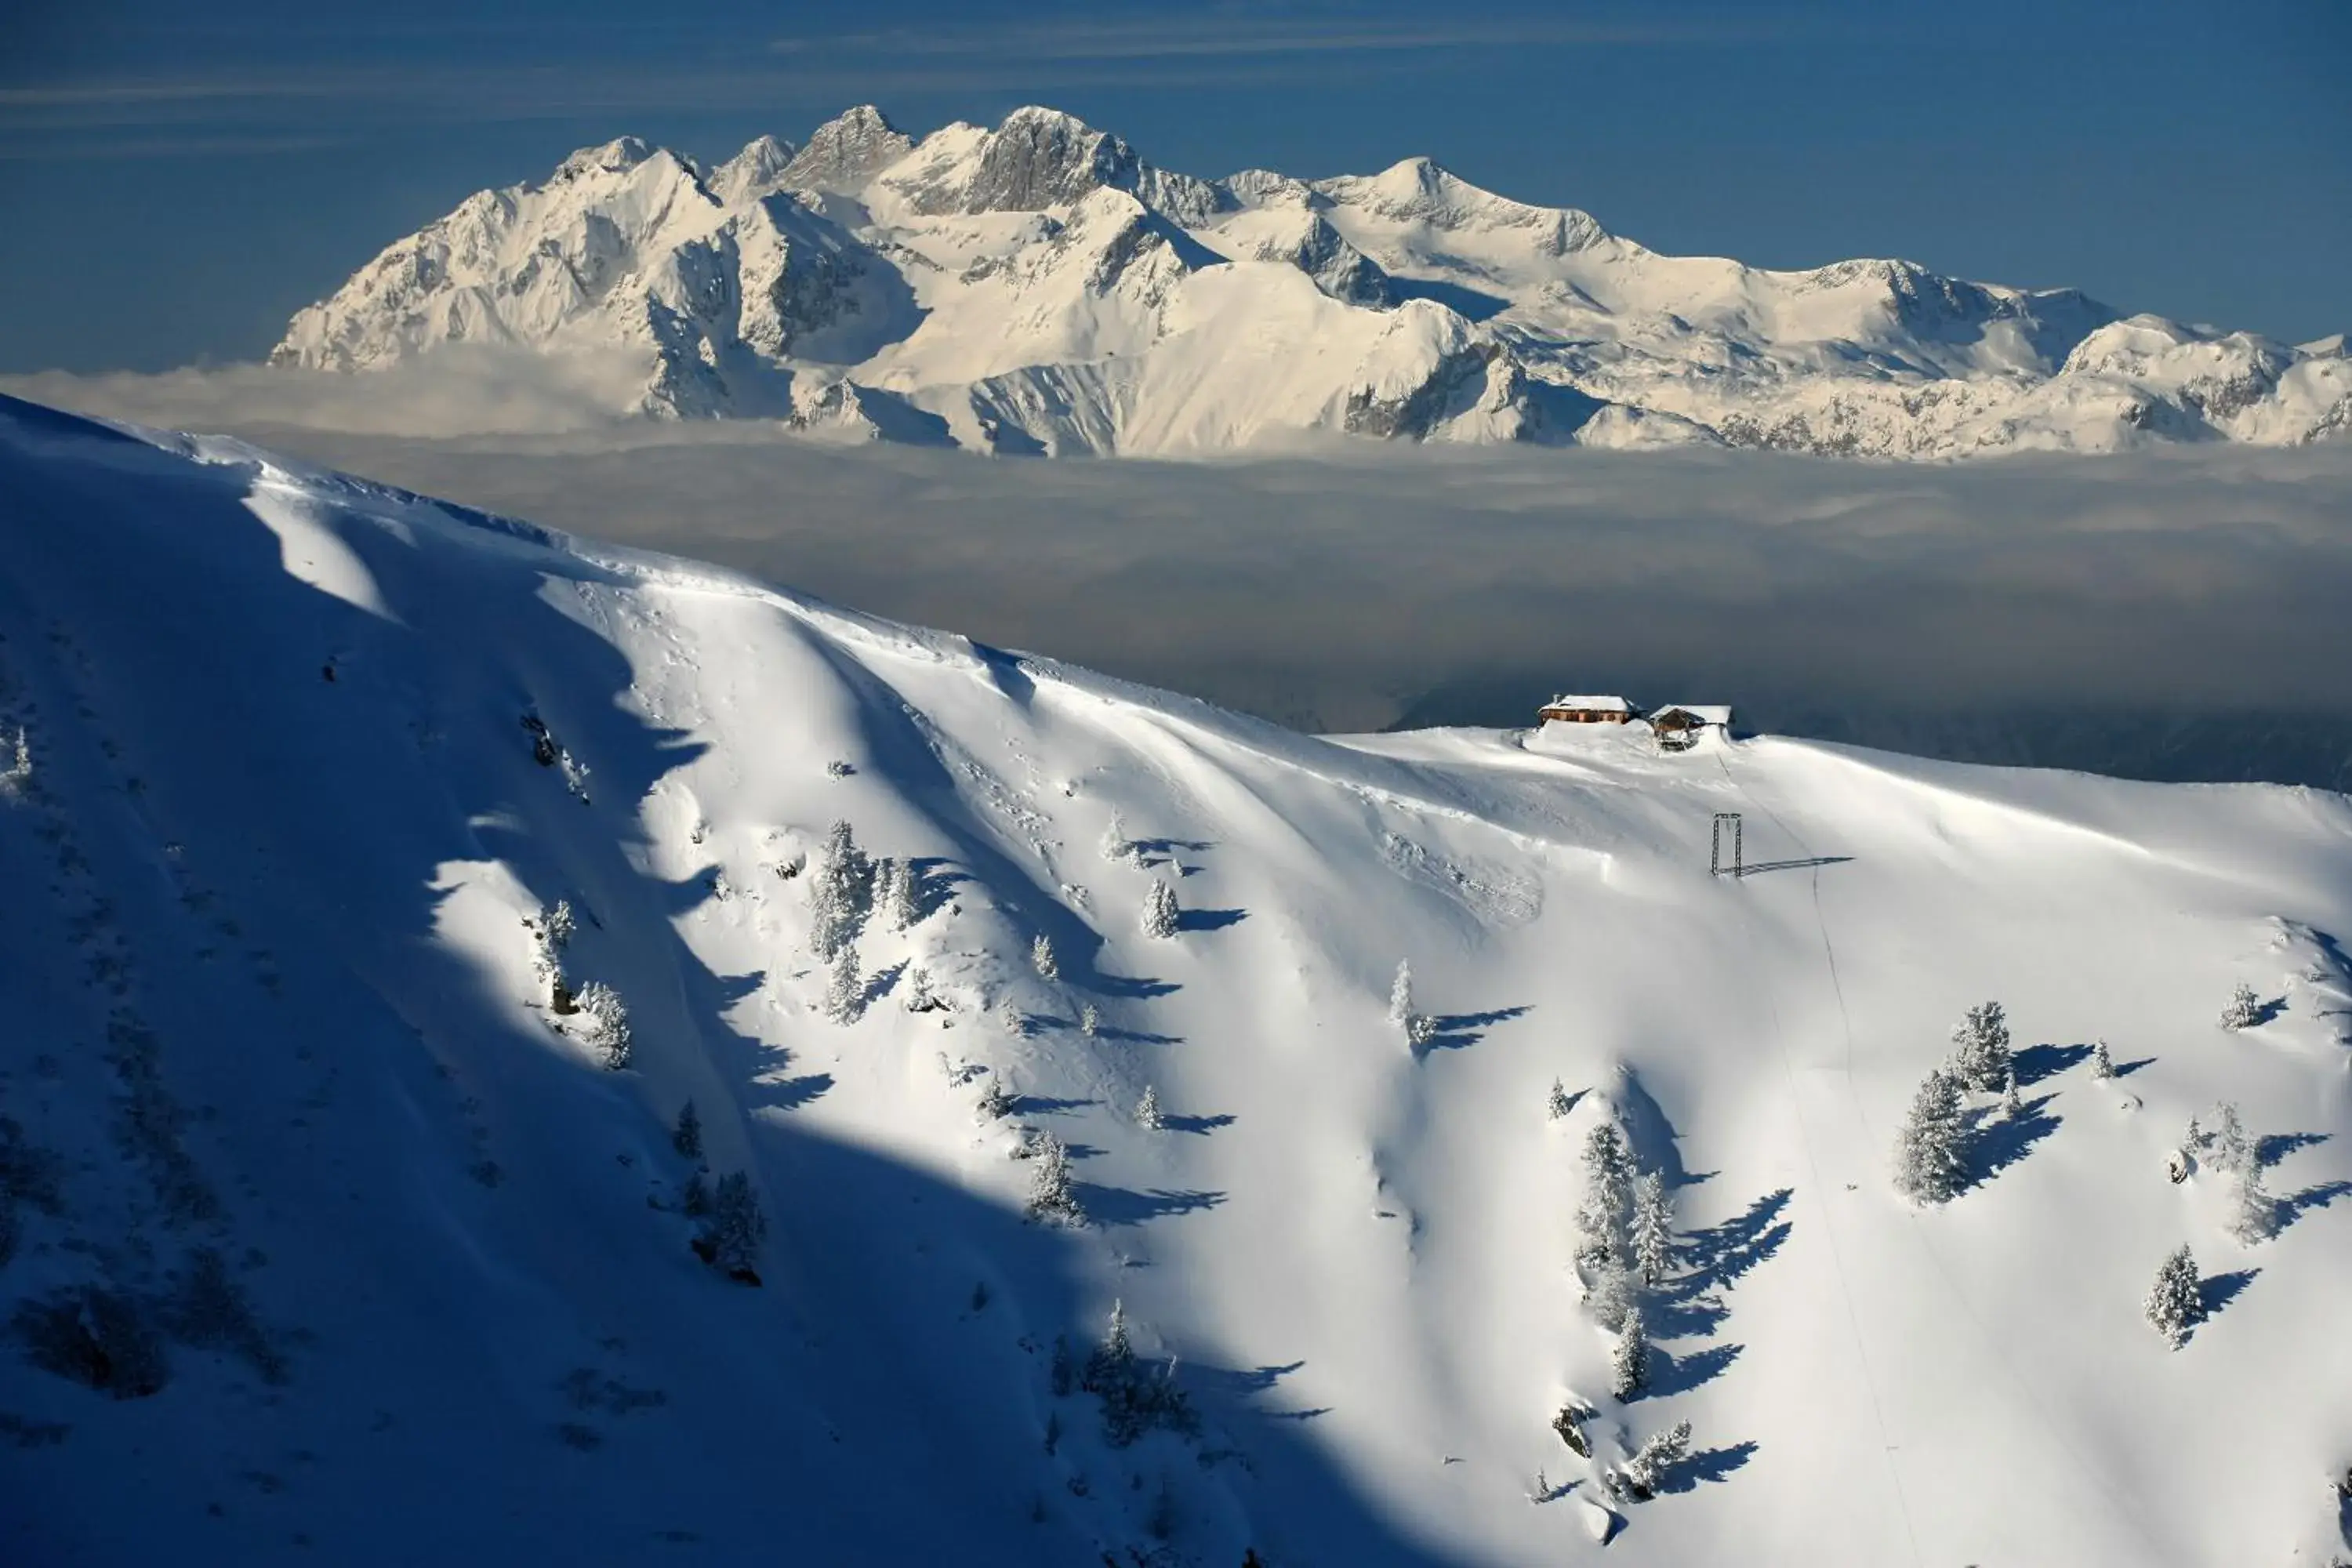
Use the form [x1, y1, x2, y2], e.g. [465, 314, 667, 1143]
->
[13, 354, 2352, 786]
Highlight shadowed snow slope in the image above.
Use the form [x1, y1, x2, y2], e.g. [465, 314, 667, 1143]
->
[2, 392, 2349, 1565]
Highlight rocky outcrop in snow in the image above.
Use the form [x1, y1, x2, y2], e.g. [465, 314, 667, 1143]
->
[273, 104, 2350, 458]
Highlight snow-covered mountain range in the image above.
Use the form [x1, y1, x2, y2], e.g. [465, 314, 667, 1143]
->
[5, 390, 2350, 1564]
[273, 105, 2351, 457]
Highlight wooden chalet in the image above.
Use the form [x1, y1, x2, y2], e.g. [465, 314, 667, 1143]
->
[1537, 694, 1635, 725]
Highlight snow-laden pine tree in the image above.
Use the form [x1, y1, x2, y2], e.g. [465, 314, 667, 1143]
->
[976, 1076, 1014, 1121]
[1031, 934, 1058, 980]
[1025, 1133, 1083, 1225]
[902, 964, 938, 1013]
[1575, 1120, 1637, 1268]
[1099, 811, 1129, 864]
[528, 899, 575, 1005]
[1388, 961, 1414, 1029]
[998, 998, 1026, 1039]
[1619, 1419, 1691, 1500]
[572, 980, 632, 1069]
[0, 727, 29, 795]
[2090, 1039, 2115, 1080]
[808, 820, 873, 960]
[1134, 1085, 1164, 1131]
[1548, 1078, 1574, 1120]
[1078, 1001, 1101, 1038]
[1893, 1067, 1969, 1203]
[1141, 877, 1178, 940]
[2210, 1102, 2252, 1176]
[671, 1100, 702, 1162]
[2143, 1245, 2203, 1347]
[2227, 1165, 2278, 1246]
[871, 858, 915, 933]
[2220, 981, 2262, 1031]
[700, 1171, 766, 1279]
[1610, 1307, 1649, 1400]
[823, 946, 862, 1025]
[1949, 1000, 2013, 1092]
[1630, 1171, 1675, 1285]
[2001, 1069, 2024, 1120]
[1587, 1258, 1637, 1336]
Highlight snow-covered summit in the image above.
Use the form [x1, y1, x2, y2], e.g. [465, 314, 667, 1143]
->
[271, 104, 2349, 455]
[4, 393, 2350, 1562]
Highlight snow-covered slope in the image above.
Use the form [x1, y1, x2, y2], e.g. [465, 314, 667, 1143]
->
[272, 105, 2350, 457]
[4, 392, 2350, 1566]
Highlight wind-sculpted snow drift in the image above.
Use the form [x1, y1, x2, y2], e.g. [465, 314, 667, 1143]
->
[2, 392, 2350, 1565]
[274, 104, 2352, 457]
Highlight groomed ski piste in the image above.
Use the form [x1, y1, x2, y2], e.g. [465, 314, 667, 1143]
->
[1, 392, 2347, 1566]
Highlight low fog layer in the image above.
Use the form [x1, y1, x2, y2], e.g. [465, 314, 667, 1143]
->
[14, 363, 2352, 786]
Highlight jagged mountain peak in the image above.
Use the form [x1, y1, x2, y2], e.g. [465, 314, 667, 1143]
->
[709, 132, 798, 205]
[781, 104, 913, 194]
[550, 136, 663, 183]
[272, 103, 2350, 458]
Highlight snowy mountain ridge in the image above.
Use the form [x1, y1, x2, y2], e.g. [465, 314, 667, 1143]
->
[272, 104, 2351, 457]
[5, 390, 2351, 1564]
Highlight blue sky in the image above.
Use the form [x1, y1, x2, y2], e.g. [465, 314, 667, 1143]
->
[2, 0, 2344, 372]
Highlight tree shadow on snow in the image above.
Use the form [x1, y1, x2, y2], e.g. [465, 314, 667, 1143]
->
[2013, 1041, 2091, 1086]
[1677, 1189, 1795, 1294]
[1007, 1094, 1097, 1117]
[1641, 1341, 1744, 1399]
[2257, 1131, 2331, 1169]
[2111, 1055, 2157, 1078]
[1967, 1094, 2061, 1189]
[757, 1073, 834, 1111]
[1163, 1113, 1235, 1136]
[1090, 971, 1181, 1001]
[2199, 1268, 2259, 1319]
[2281, 1180, 2352, 1232]
[1657, 1441, 1759, 1494]
[1175, 906, 1247, 933]
[1078, 1184, 1226, 1226]
[1420, 1004, 1531, 1054]
[1092, 1024, 1183, 1046]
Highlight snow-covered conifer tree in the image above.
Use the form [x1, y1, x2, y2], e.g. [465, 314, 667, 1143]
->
[671, 1100, 702, 1163]
[1575, 1120, 1637, 1267]
[1949, 1001, 2013, 1092]
[1619, 1419, 1690, 1500]
[1893, 1067, 1969, 1203]
[1630, 1171, 1675, 1285]
[2090, 1039, 2115, 1080]
[808, 820, 873, 960]
[1547, 1077, 1574, 1120]
[1587, 1258, 1637, 1336]
[1099, 811, 1129, 864]
[572, 981, 632, 1070]
[1134, 1085, 1165, 1131]
[976, 1076, 1015, 1122]
[1025, 1132, 1083, 1225]
[700, 1171, 766, 1279]
[527, 899, 576, 1005]
[1031, 933, 1058, 980]
[999, 997, 1026, 1039]
[681, 1170, 710, 1217]
[1388, 961, 1414, 1029]
[2143, 1245, 2203, 1347]
[823, 946, 862, 1025]
[2210, 1102, 2252, 1176]
[2227, 1165, 2277, 1246]
[1141, 877, 1179, 940]
[1610, 1307, 1649, 1399]
[2220, 982, 2262, 1031]
[1078, 1001, 1101, 1038]
[0, 728, 29, 795]
[2001, 1069, 2024, 1121]
[902, 965, 938, 1013]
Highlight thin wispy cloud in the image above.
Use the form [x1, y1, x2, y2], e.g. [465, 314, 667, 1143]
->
[768, 14, 1764, 61]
